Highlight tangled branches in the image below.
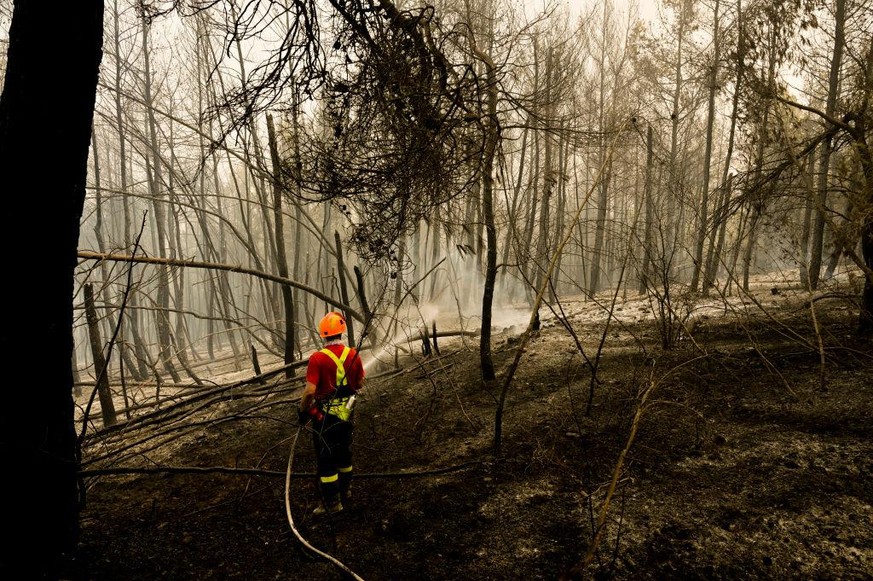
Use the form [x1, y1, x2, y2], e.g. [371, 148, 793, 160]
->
[138, 0, 487, 263]
[292, 0, 485, 261]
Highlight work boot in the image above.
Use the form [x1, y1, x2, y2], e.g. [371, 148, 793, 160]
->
[312, 501, 343, 516]
[341, 482, 352, 502]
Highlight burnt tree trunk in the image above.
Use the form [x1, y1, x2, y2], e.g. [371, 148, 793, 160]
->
[0, 1, 104, 577]
[83, 283, 118, 428]
[267, 114, 297, 377]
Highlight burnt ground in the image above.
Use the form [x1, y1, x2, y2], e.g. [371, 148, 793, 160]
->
[75, 283, 873, 580]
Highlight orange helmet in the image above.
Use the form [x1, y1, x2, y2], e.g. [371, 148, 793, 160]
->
[318, 311, 347, 338]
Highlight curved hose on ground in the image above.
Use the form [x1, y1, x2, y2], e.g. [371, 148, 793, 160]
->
[284, 425, 366, 581]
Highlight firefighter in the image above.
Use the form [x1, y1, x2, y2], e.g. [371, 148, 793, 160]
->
[298, 311, 366, 515]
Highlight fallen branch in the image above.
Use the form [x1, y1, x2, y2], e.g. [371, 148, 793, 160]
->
[78, 250, 363, 322]
[81, 460, 485, 479]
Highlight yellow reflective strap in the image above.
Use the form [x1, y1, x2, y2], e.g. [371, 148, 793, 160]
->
[319, 347, 354, 420]
[338, 466, 353, 473]
[320, 346, 351, 387]
[320, 474, 339, 484]
[322, 398, 352, 421]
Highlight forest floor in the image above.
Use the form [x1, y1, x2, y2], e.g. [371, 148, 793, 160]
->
[75, 274, 873, 580]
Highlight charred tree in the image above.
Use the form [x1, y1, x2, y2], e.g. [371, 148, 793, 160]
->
[0, 1, 104, 577]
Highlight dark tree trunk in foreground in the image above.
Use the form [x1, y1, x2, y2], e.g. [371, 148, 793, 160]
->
[0, 1, 104, 577]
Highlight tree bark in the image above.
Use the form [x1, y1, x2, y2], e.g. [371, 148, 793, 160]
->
[335, 231, 356, 347]
[590, 5, 611, 294]
[0, 1, 104, 576]
[469, 35, 499, 382]
[666, 1, 687, 272]
[141, 16, 181, 383]
[691, 0, 720, 292]
[639, 125, 655, 294]
[91, 127, 144, 381]
[501, 120, 529, 289]
[704, 0, 743, 293]
[809, 0, 846, 289]
[84, 284, 118, 428]
[267, 114, 297, 377]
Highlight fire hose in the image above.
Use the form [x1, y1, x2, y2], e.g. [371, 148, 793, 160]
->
[284, 425, 365, 581]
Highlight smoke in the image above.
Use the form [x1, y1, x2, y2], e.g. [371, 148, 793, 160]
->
[382, 245, 530, 342]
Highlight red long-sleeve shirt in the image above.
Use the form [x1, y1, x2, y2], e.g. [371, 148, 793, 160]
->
[305, 343, 365, 400]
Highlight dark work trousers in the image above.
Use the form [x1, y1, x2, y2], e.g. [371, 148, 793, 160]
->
[311, 413, 353, 506]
